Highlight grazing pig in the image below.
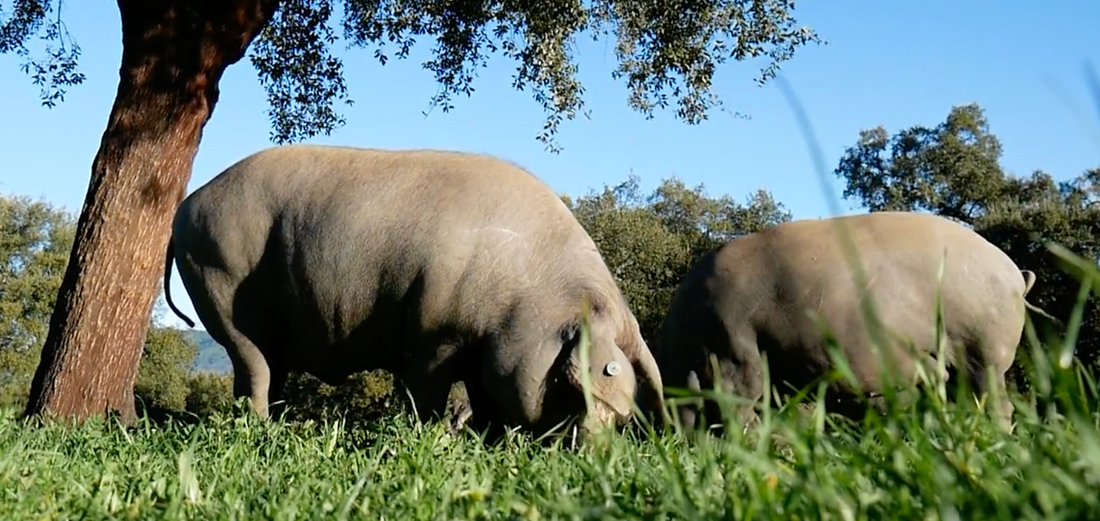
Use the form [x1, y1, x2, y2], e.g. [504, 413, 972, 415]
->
[162, 144, 666, 440]
[656, 211, 1048, 432]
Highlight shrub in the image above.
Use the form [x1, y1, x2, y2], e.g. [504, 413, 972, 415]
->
[184, 372, 236, 416]
[280, 370, 404, 423]
[134, 325, 199, 415]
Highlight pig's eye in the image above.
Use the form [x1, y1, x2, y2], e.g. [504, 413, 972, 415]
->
[604, 361, 621, 376]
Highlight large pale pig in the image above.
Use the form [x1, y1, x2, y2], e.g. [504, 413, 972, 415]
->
[656, 211, 1050, 432]
[163, 144, 666, 440]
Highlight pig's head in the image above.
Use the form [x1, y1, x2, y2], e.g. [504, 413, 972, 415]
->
[477, 299, 666, 443]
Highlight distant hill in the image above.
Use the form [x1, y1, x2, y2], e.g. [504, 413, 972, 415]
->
[186, 329, 232, 374]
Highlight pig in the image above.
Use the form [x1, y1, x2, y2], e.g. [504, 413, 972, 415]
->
[162, 144, 667, 441]
[655, 211, 1051, 433]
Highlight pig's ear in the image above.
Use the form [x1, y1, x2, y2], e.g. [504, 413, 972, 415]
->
[620, 332, 670, 430]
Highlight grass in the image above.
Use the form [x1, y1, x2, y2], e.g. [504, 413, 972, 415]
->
[4, 62, 1100, 521]
[0, 360, 1098, 520]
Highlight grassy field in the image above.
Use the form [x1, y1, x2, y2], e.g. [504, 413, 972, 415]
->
[1, 352, 1098, 521]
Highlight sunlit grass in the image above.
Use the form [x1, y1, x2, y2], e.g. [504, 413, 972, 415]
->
[1, 356, 1098, 520]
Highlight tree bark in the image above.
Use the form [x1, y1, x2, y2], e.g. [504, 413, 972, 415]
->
[23, 0, 279, 423]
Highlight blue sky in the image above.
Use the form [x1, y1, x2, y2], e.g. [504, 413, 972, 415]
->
[1, 0, 1098, 330]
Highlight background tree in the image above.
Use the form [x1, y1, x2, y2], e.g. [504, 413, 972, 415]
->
[568, 175, 791, 343]
[833, 102, 1100, 386]
[2, 0, 823, 423]
[0, 195, 73, 407]
[0, 194, 202, 414]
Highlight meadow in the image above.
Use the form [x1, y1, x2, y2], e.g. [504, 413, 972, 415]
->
[1, 331, 1098, 521]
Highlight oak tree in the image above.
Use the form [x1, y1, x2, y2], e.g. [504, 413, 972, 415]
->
[3, 0, 822, 422]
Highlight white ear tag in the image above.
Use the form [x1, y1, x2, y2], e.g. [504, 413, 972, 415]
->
[605, 361, 621, 376]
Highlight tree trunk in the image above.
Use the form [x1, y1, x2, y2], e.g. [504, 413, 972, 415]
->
[23, 0, 279, 423]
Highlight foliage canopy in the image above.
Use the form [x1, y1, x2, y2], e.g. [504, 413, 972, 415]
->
[2, 0, 823, 151]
